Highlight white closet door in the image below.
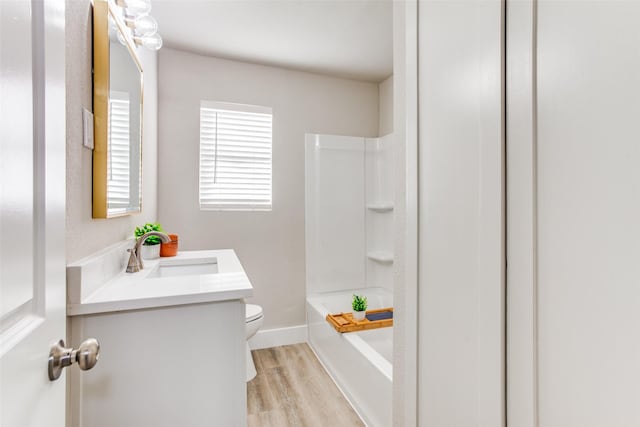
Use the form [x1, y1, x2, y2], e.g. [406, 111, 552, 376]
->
[507, 1, 640, 426]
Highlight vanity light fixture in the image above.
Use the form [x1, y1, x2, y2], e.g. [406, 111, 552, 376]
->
[110, 0, 163, 51]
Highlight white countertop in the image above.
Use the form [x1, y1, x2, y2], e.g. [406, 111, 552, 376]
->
[67, 249, 253, 316]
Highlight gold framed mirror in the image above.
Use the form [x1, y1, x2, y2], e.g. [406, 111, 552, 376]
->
[93, 0, 144, 218]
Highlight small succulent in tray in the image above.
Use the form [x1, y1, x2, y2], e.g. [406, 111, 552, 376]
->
[352, 294, 368, 312]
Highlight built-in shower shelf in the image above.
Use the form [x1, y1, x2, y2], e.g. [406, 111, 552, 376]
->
[366, 202, 394, 212]
[367, 251, 394, 264]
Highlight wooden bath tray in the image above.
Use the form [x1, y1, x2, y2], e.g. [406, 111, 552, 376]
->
[326, 308, 393, 333]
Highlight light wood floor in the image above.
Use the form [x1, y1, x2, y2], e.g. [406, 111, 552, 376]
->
[247, 343, 365, 427]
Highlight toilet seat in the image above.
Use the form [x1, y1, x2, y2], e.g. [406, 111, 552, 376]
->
[246, 304, 263, 323]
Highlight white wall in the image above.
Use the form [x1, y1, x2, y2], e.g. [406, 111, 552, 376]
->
[417, 1, 504, 426]
[365, 134, 394, 291]
[65, 0, 158, 263]
[157, 48, 379, 329]
[305, 134, 394, 296]
[378, 75, 393, 135]
[305, 135, 366, 295]
[371, 75, 395, 295]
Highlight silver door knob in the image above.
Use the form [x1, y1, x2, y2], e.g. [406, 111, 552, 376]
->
[48, 338, 100, 381]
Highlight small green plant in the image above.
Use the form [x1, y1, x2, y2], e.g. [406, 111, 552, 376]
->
[134, 223, 164, 245]
[352, 294, 368, 312]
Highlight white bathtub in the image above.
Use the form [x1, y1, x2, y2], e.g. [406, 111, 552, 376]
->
[306, 287, 392, 427]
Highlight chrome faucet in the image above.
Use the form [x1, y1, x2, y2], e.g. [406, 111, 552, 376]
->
[126, 231, 171, 273]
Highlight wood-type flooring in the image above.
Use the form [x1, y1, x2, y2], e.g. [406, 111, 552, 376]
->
[247, 344, 365, 427]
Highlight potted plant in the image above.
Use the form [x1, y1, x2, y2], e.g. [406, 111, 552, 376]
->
[352, 294, 368, 321]
[134, 223, 164, 260]
[160, 234, 179, 257]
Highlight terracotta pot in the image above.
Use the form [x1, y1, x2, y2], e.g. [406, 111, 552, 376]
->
[160, 234, 179, 257]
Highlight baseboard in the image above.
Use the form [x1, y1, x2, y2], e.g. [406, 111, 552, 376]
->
[248, 324, 308, 350]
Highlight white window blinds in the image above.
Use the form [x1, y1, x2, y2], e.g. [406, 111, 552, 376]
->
[107, 91, 131, 211]
[199, 101, 273, 211]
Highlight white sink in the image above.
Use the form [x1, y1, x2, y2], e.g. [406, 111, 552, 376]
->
[67, 247, 252, 316]
[147, 257, 219, 278]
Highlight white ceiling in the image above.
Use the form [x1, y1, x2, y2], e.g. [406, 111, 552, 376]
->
[152, 0, 393, 82]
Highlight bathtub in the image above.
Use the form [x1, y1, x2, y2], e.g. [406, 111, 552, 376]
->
[306, 287, 392, 427]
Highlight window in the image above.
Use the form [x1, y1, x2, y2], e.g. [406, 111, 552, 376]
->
[107, 91, 131, 211]
[199, 101, 272, 211]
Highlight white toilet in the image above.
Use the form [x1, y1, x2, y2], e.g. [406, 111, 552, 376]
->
[245, 304, 264, 381]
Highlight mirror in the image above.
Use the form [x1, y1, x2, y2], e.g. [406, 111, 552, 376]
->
[93, 0, 143, 218]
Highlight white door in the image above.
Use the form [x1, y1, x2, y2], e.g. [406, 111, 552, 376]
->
[0, 1, 66, 426]
[508, 1, 640, 426]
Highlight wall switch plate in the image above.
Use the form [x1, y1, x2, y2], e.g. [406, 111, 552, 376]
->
[82, 108, 94, 149]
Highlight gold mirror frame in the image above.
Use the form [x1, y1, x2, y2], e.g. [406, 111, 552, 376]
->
[92, 0, 144, 218]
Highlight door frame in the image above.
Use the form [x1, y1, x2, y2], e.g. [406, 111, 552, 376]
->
[391, 0, 419, 425]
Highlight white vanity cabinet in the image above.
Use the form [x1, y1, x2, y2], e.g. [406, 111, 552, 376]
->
[66, 244, 252, 427]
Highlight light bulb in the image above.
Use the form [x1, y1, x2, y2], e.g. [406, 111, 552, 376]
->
[141, 33, 162, 51]
[133, 15, 158, 37]
[124, 0, 151, 18]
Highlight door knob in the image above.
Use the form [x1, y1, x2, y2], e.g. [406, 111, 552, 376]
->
[48, 338, 100, 381]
